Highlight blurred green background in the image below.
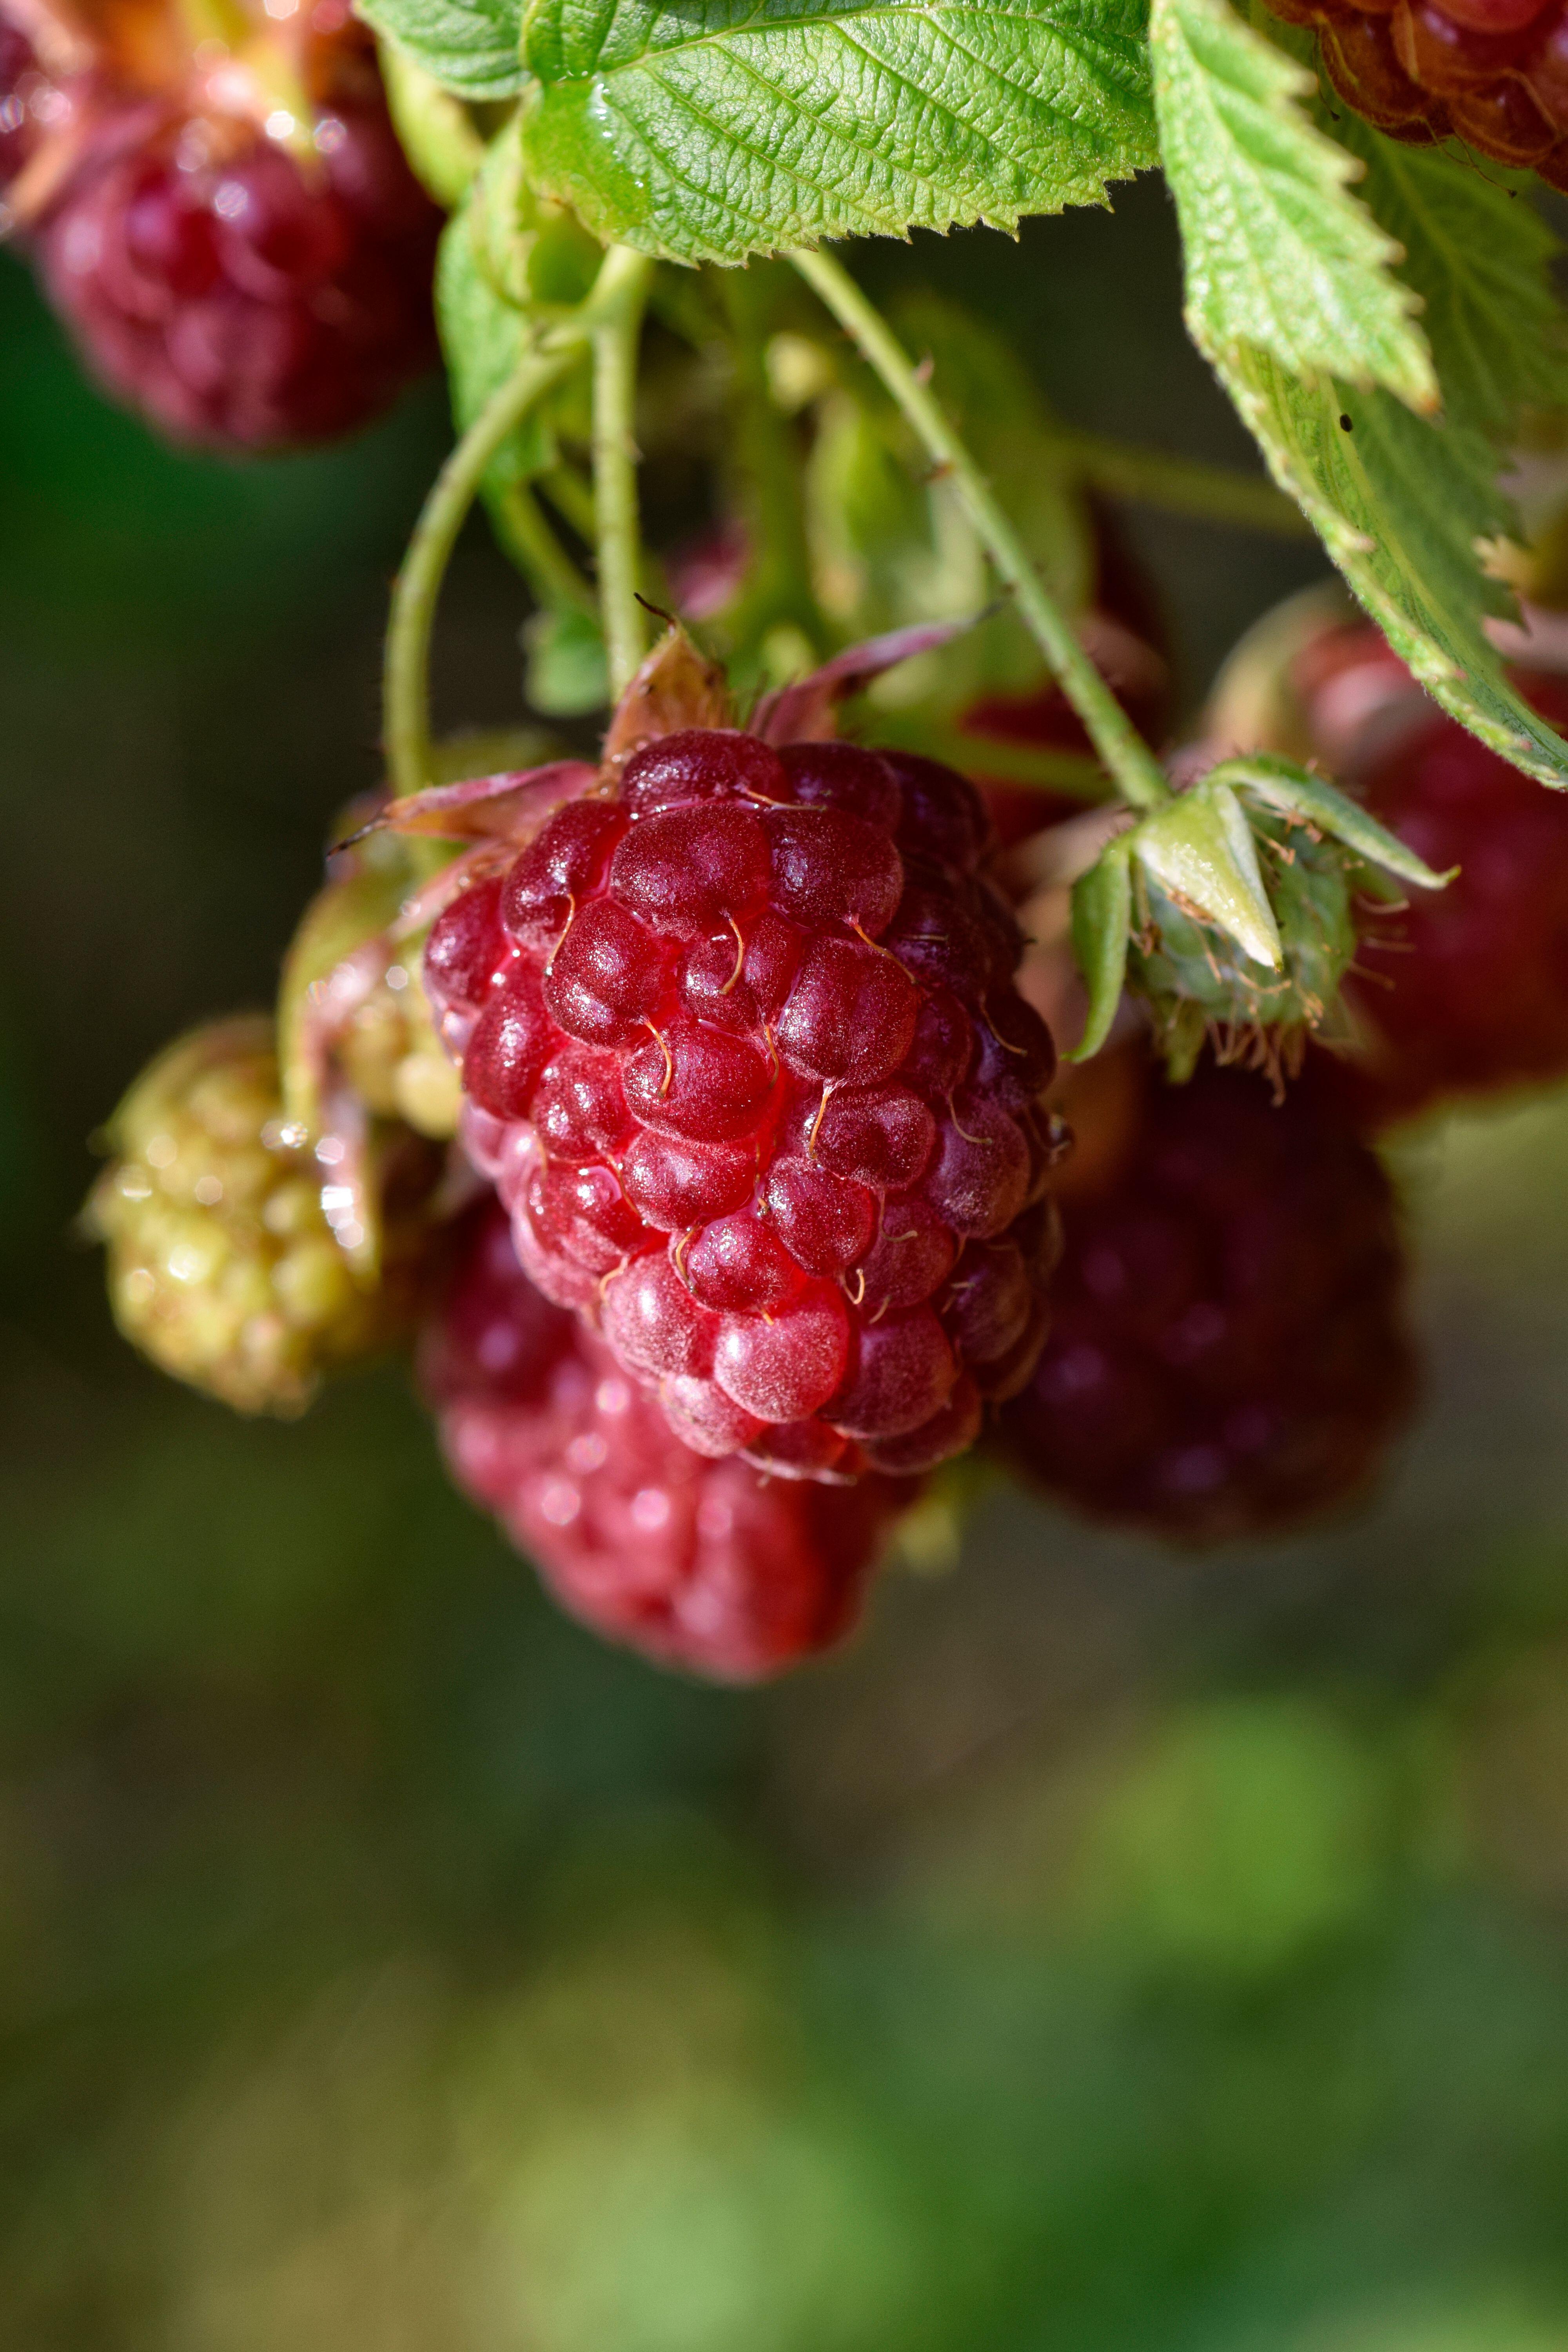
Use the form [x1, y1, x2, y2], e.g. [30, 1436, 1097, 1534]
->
[8, 187, 1568, 2352]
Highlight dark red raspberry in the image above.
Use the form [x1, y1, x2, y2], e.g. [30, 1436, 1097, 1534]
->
[423, 1204, 917, 1680]
[1261, 0, 1568, 189]
[31, 33, 438, 448]
[1293, 624, 1568, 1123]
[995, 1054, 1416, 1543]
[428, 731, 1065, 1483]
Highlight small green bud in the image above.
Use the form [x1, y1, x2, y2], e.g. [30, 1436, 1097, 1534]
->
[1069, 757, 1451, 1082]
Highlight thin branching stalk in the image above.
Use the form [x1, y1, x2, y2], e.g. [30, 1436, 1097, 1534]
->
[383, 241, 651, 799]
[791, 247, 1172, 815]
[494, 481, 599, 616]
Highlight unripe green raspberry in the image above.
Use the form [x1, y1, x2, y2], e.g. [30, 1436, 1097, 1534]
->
[332, 945, 462, 1140]
[89, 1016, 410, 1415]
[278, 837, 465, 1149]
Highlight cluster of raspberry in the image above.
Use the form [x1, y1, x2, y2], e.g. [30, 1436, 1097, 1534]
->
[91, 595, 1568, 1680]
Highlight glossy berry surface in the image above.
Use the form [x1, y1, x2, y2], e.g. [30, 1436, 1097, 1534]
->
[995, 1054, 1415, 1543]
[1294, 625, 1568, 1123]
[34, 49, 439, 447]
[1263, 0, 1568, 187]
[88, 1015, 425, 1415]
[428, 731, 1064, 1483]
[424, 1204, 917, 1681]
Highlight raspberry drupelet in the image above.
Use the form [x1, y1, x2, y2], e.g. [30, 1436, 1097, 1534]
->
[424, 1203, 917, 1680]
[425, 730, 1064, 1485]
[995, 1054, 1415, 1543]
[1263, 0, 1568, 189]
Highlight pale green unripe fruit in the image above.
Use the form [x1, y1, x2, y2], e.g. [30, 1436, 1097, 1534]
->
[89, 1016, 414, 1416]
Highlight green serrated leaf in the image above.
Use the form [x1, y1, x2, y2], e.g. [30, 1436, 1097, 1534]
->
[1151, 0, 1434, 409]
[1213, 346, 1568, 788]
[356, 0, 526, 99]
[1068, 839, 1134, 1063]
[1134, 780, 1283, 971]
[517, 0, 1159, 267]
[1210, 752, 1454, 891]
[1328, 114, 1568, 441]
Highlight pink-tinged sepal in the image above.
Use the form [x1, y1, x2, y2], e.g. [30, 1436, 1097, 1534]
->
[357, 760, 601, 848]
[752, 616, 981, 746]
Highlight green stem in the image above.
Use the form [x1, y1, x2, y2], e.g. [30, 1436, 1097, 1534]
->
[1053, 428, 1311, 537]
[494, 480, 598, 616]
[383, 241, 652, 799]
[592, 250, 655, 696]
[791, 247, 1172, 815]
[539, 463, 598, 544]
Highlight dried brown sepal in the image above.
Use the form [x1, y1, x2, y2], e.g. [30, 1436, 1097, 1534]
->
[600, 625, 733, 771]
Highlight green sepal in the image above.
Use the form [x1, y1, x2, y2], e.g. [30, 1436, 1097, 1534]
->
[1128, 809, 1361, 1075]
[1207, 753, 1457, 892]
[1158, 999, 1210, 1085]
[1065, 752, 1458, 1081]
[1134, 779, 1283, 973]
[1067, 836, 1134, 1064]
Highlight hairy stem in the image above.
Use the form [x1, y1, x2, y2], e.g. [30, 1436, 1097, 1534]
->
[592, 250, 655, 696]
[791, 247, 1172, 815]
[383, 241, 651, 799]
[1053, 429, 1311, 537]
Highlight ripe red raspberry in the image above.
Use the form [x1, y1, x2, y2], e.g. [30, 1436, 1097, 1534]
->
[28, 27, 438, 447]
[425, 732, 1064, 1484]
[1291, 624, 1568, 1123]
[995, 1053, 1415, 1543]
[423, 1204, 917, 1680]
[1262, 0, 1568, 187]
